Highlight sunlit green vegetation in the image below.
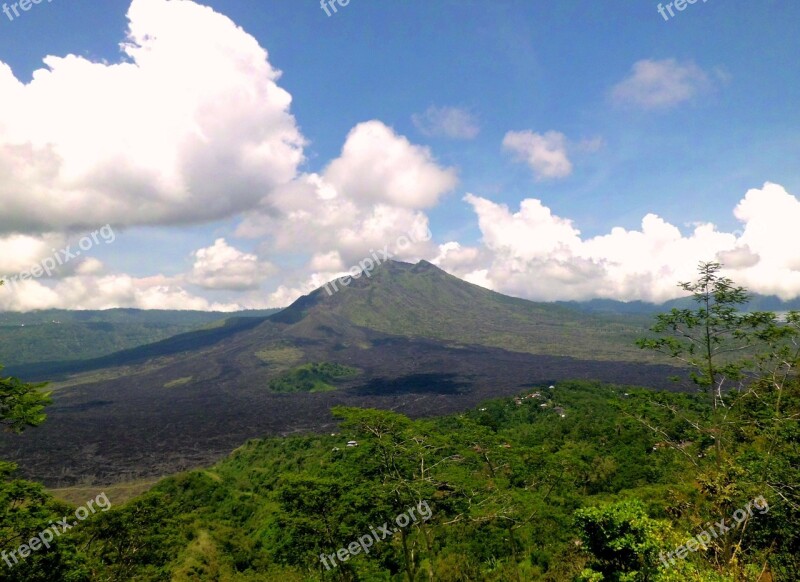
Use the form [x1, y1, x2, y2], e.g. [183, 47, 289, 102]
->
[269, 362, 359, 393]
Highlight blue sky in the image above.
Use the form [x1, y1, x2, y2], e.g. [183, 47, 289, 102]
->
[0, 0, 798, 310]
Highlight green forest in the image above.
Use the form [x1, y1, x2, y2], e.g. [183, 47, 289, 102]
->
[1, 266, 798, 581]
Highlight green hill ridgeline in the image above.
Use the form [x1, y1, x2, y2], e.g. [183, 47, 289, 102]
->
[0, 308, 280, 367]
[268, 362, 359, 393]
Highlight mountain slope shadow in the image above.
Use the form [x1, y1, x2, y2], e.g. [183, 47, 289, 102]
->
[354, 373, 470, 395]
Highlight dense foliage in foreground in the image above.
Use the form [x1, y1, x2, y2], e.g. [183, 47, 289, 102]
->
[1, 376, 796, 581]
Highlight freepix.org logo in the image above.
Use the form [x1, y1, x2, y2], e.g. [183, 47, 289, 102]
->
[319, 501, 432, 571]
[2, 0, 55, 24]
[323, 224, 432, 297]
[657, 0, 710, 22]
[0, 225, 116, 290]
[2, 492, 112, 570]
[320, 0, 351, 18]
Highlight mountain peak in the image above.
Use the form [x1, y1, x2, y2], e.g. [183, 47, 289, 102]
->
[269, 259, 453, 325]
[265, 257, 647, 362]
[411, 259, 440, 271]
[371, 258, 440, 272]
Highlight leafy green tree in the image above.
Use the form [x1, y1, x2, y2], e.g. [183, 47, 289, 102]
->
[636, 262, 781, 466]
[0, 284, 89, 580]
[0, 283, 52, 433]
[0, 461, 90, 582]
[575, 500, 662, 581]
[0, 371, 50, 434]
[333, 407, 441, 581]
[636, 263, 800, 578]
[270, 474, 359, 581]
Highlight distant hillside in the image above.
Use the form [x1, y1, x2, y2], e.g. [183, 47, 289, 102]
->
[559, 294, 800, 316]
[0, 308, 280, 367]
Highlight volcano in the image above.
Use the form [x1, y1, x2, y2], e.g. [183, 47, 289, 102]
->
[0, 260, 679, 486]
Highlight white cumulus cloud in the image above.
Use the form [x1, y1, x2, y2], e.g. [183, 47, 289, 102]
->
[610, 58, 716, 110]
[323, 121, 458, 209]
[0, 0, 304, 234]
[503, 130, 573, 180]
[188, 238, 275, 291]
[0, 233, 68, 276]
[240, 121, 451, 261]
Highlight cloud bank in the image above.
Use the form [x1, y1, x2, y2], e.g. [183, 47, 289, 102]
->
[435, 183, 800, 303]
